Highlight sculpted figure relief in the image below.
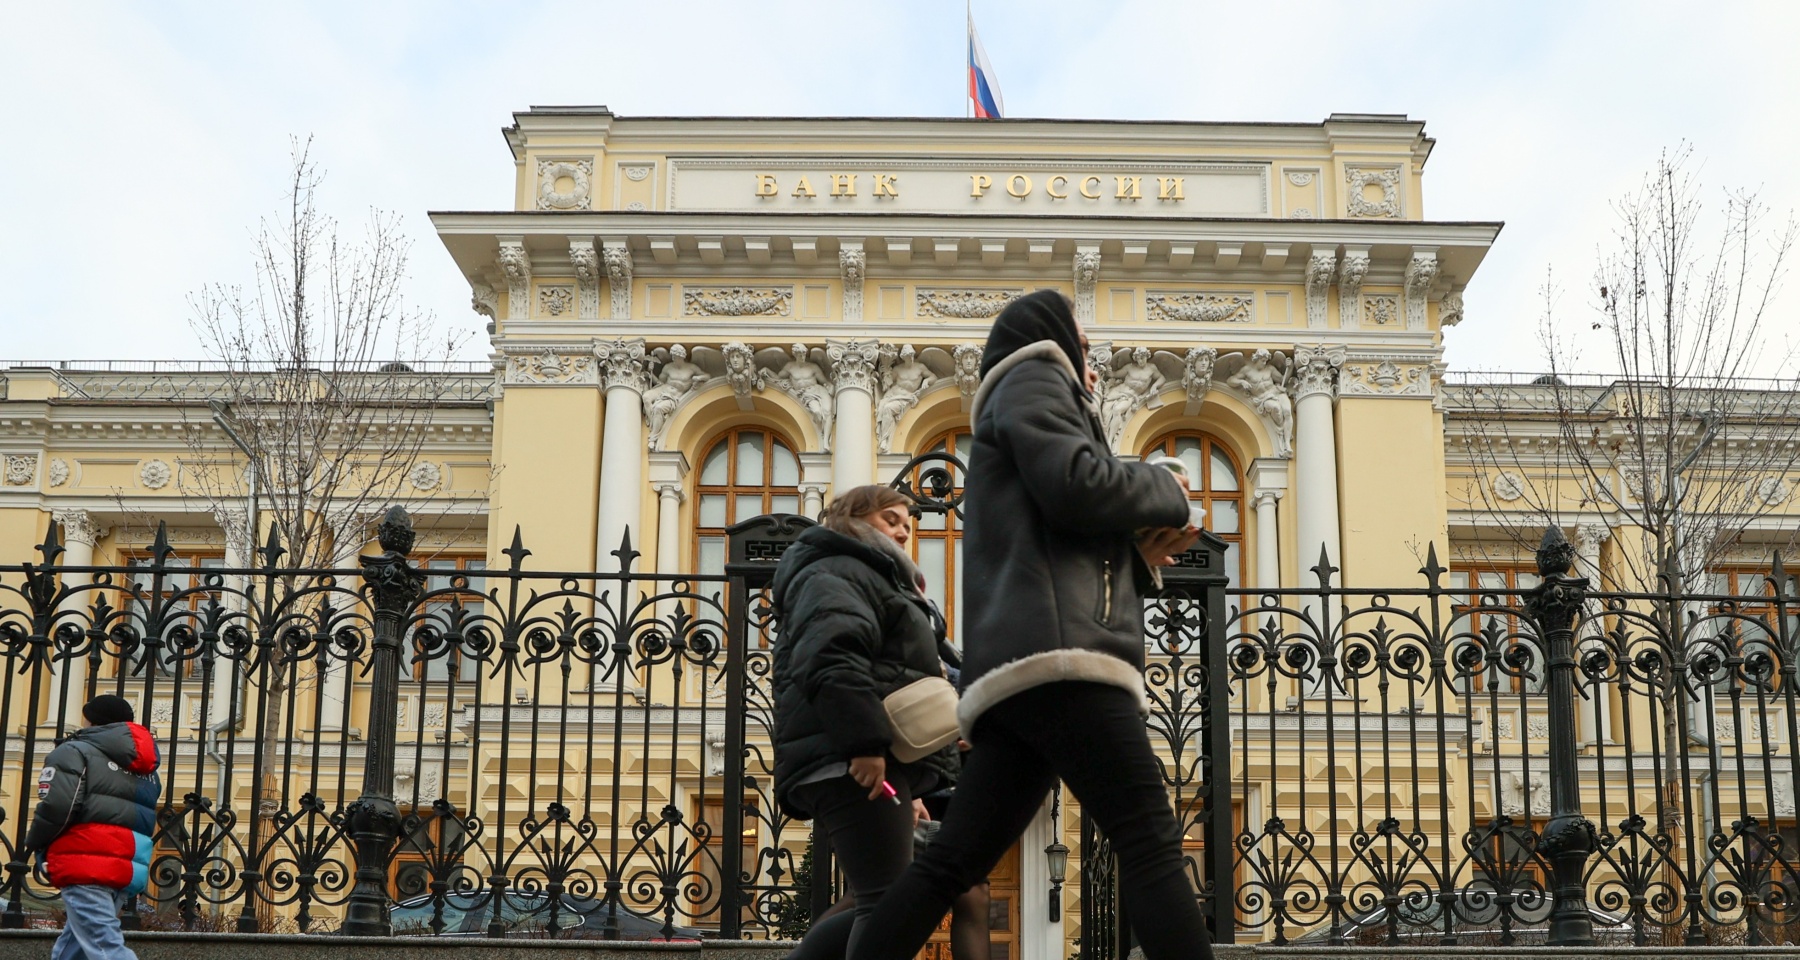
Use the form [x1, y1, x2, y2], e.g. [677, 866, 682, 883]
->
[1217, 349, 1294, 456]
[644, 345, 708, 447]
[770, 343, 835, 441]
[877, 345, 935, 453]
[1099, 347, 1168, 446]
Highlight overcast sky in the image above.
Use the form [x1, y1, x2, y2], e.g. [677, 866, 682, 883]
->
[2, 1, 1794, 372]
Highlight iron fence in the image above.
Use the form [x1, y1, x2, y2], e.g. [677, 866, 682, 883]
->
[0, 493, 1794, 946]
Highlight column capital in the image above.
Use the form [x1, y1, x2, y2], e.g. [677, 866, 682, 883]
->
[826, 338, 881, 396]
[596, 337, 651, 392]
[1248, 457, 1290, 499]
[1290, 344, 1347, 402]
[652, 480, 685, 503]
[1574, 523, 1611, 556]
[52, 508, 105, 549]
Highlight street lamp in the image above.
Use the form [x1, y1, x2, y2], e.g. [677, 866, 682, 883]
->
[1045, 838, 1069, 922]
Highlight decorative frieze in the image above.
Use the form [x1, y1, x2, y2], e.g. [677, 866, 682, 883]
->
[504, 347, 598, 386]
[840, 245, 865, 322]
[538, 285, 574, 317]
[569, 239, 601, 320]
[3, 454, 36, 486]
[602, 241, 632, 320]
[1339, 355, 1432, 398]
[536, 159, 593, 211]
[916, 287, 1022, 319]
[1345, 165, 1402, 218]
[1144, 292, 1253, 324]
[1305, 251, 1335, 329]
[1362, 295, 1398, 327]
[683, 286, 794, 317]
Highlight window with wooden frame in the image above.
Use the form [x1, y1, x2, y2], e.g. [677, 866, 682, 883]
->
[1139, 432, 1246, 586]
[1699, 567, 1798, 694]
[407, 556, 487, 684]
[912, 429, 971, 647]
[1446, 565, 1545, 695]
[119, 553, 227, 678]
[693, 427, 802, 580]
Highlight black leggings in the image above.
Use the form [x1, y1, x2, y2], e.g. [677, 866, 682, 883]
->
[846, 681, 1214, 960]
[786, 773, 918, 960]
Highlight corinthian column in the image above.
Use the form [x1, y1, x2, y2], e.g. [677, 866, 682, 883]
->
[827, 339, 880, 491]
[46, 509, 106, 733]
[597, 338, 651, 571]
[1290, 345, 1345, 577]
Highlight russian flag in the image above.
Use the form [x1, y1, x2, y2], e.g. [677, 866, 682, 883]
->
[967, 14, 1003, 119]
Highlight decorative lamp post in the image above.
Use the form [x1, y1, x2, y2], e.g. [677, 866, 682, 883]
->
[1045, 839, 1070, 922]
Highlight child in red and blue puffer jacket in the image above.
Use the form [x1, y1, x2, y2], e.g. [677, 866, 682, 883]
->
[26, 695, 160, 960]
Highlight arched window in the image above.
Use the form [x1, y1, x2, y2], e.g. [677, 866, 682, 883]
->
[911, 429, 972, 645]
[1140, 431, 1246, 585]
[693, 427, 801, 578]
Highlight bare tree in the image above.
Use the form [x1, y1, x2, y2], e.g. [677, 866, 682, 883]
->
[1451, 147, 1800, 588]
[1448, 148, 1800, 855]
[176, 139, 472, 890]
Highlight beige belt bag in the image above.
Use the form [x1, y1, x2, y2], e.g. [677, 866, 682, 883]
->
[882, 676, 961, 763]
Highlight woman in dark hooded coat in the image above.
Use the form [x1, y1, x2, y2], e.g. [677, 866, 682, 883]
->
[847, 290, 1214, 960]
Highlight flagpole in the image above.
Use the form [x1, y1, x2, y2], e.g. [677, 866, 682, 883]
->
[964, 0, 971, 119]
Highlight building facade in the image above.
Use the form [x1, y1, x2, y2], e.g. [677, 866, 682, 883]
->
[2, 109, 1795, 947]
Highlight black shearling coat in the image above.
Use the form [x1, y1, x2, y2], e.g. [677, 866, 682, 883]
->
[771, 524, 956, 819]
[955, 336, 1190, 732]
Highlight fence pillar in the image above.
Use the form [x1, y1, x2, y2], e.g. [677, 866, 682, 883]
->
[342, 506, 425, 936]
[1523, 526, 1595, 947]
[1162, 529, 1234, 944]
[723, 512, 815, 937]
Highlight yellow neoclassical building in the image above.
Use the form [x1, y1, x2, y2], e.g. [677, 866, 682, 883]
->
[2, 109, 1796, 948]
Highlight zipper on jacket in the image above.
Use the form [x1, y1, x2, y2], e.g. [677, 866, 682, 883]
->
[1102, 560, 1114, 622]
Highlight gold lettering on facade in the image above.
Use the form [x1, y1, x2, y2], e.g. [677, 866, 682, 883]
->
[792, 176, 817, 199]
[1079, 176, 1102, 199]
[873, 174, 899, 197]
[830, 174, 858, 197]
[1157, 177, 1185, 201]
[970, 174, 993, 197]
[1006, 174, 1033, 198]
[755, 174, 779, 197]
[1116, 176, 1142, 200]
[1047, 175, 1068, 199]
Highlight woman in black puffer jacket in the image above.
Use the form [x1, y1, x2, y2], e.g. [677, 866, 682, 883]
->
[772, 484, 956, 960]
[849, 290, 1214, 960]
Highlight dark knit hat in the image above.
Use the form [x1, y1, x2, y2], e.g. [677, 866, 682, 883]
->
[979, 289, 1089, 395]
[82, 694, 134, 727]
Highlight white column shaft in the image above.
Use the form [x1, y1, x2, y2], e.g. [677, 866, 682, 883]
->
[1255, 495, 1281, 589]
[655, 486, 683, 575]
[832, 387, 875, 491]
[318, 525, 362, 733]
[46, 534, 97, 732]
[598, 385, 646, 570]
[1293, 392, 1341, 573]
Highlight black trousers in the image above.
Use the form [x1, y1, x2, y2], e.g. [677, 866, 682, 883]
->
[847, 681, 1214, 960]
[787, 773, 918, 960]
